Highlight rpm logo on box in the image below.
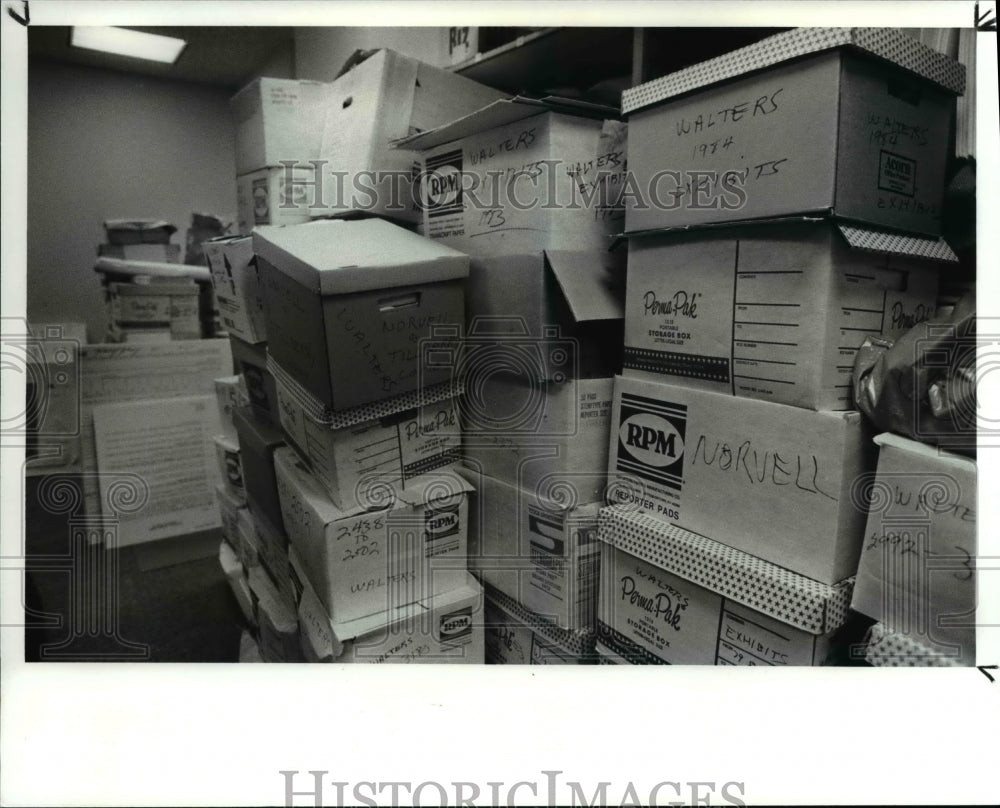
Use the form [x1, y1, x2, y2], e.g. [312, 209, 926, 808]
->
[425, 503, 460, 542]
[417, 150, 464, 218]
[616, 393, 687, 492]
[439, 606, 473, 644]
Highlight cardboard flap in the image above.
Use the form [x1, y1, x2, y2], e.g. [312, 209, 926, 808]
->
[864, 622, 963, 667]
[598, 505, 854, 634]
[394, 96, 618, 151]
[252, 219, 469, 295]
[394, 469, 474, 507]
[545, 250, 625, 324]
[836, 224, 959, 263]
[873, 431, 977, 471]
[267, 352, 463, 430]
[248, 565, 297, 633]
[623, 27, 965, 114]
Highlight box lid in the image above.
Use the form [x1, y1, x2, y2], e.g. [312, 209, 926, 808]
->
[393, 96, 618, 152]
[103, 218, 177, 236]
[623, 27, 965, 115]
[598, 505, 853, 634]
[95, 257, 211, 283]
[835, 224, 959, 263]
[267, 352, 463, 430]
[252, 219, 469, 295]
[873, 431, 978, 470]
[484, 584, 595, 657]
[545, 250, 625, 324]
[864, 622, 963, 667]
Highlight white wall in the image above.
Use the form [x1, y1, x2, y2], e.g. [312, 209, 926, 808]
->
[27, 60, 239, 341]
[294, 27, 448, 81]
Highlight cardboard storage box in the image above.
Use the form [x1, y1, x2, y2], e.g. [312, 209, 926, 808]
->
[98, 243, 181, 263]
[464, 470, 600, 631]
[463, 250, 625, 380]
[236, 165, 315, 235]
[597, 506, 854, 665]
[254, 219, 468, 411]
[213, 434, 245, 504]
[274, 446, 471, 624]
[214, 375, 247, 443]
[863, 621, 964, 667]
[236, 507, 261, 570]
[215, 483, 245, 553]
[483, 585, 595, 664]
[107, 282, 200, 328]
[850, 433, 976, 666]
[312, 48, 505, 223]
[401, 100, 625, 255]
[233, 404, 286, 534]
[204, 236, 268, 343]
[292, 547, 484, 663]
[248, 564, 303, 662]
[104, 219, 176, 245]
[624, 220, 950, 410]
[219, 541, 256, 627]
[272, 358, 462, 511]
[623, 27, 965, 236]
[463, 375, 613, 507]
[229, 336, 279, 426]
[248, 506, 296, 610]
[231, 77, 327, 175]
[607, 374, 873, 584]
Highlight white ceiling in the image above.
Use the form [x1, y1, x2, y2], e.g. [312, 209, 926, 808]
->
[28, 26, 295, 89]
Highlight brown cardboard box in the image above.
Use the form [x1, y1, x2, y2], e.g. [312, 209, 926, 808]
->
[235, 166, 315, 235]
[850, 433, 976, 665]
[204, 236, 268, 343]
[483, 585, 595, 664]
[623, 28, 964, 236]
[254, 219, 468, 411]
[597, 506, 853, 665]
[607, 374, 873, 584]
[401, 101, 625, 255]
[248, 564, 302, 662]
[230, 78, 327, 175]
[274, 446, 471, 624]
[624, 220, 949, 410]
[462, 250, 624, 381]
[228, 336, 279, 427]
[463, 375, 613, 506]
[464, 470, 600, 632]
[272, 358, 462, 512]
[291, 546, 484, 664]
[312, 49, 505, 223]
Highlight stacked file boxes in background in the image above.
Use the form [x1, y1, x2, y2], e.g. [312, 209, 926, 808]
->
[597, 27, 967, 665]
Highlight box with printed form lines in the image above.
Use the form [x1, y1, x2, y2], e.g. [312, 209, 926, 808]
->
[624, 219, 950, 411]
[271, 356, 463, 513]
[596, 506, 854, 665]
[274, 446, 471, 625]
[607, 374, 874, 585]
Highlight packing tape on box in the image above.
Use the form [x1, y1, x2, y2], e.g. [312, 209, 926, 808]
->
[864, 622, 964, 668]
[598, 505, 853, 635]
[267, 351, 464, 429]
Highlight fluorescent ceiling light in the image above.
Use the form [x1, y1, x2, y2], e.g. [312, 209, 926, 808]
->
[70, 27, 187, 64]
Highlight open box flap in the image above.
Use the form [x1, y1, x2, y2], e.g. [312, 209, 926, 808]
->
[623, 27, 965, 115]
[836, 223, 959, 263]
[545, 250, 625, 324]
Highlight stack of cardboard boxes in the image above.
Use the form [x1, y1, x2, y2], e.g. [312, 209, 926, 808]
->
[400, 97, 630, 662]
[596, 28, 968, 665]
